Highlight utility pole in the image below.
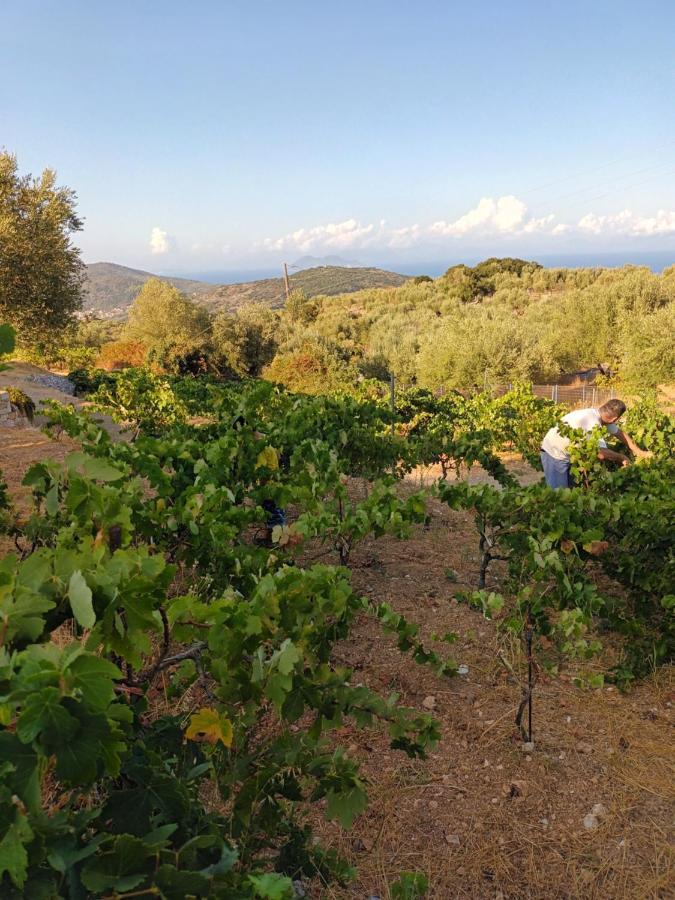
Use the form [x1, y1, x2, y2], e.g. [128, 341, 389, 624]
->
[282, 263, 291, 302]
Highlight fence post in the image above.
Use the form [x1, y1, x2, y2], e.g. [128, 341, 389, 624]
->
[582, 384, 586, 404]
[591, 387, 597, 407]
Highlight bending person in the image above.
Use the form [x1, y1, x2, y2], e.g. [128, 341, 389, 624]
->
[540, 399, 651, 489]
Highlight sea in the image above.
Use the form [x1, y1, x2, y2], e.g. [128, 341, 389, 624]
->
[167, 251, 673, 285]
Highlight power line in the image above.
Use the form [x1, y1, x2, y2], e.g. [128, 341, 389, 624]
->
[525, 139, 675, 195]
[529, 157, 675, 214]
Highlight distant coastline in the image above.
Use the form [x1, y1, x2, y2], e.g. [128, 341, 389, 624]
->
[168, 250, 673, 285]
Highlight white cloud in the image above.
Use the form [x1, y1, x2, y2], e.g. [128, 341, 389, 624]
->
[263, 218, 382, 253]
[522, 213, 555, 234]
[388, 224, 422, 248]
[150, 226, 171, 255]
[258, 198, 675, 256]
[630, 211, 675, 235]
[577, 208, 675, 236]
[431, 196, 526, 236]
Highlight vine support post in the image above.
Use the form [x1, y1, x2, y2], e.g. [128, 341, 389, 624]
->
[525, 607, 533, 743]
[515, 604, 535, 744]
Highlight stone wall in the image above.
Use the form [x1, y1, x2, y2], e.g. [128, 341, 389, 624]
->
[0, 390, 23, 427]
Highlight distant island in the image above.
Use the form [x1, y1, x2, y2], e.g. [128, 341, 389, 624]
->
[291, 254, 360, 269]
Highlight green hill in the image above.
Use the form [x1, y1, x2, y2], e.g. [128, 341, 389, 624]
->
[205, 265, 408, 313]
[83, 263, 216, 314]
[84, 262, 408, 317]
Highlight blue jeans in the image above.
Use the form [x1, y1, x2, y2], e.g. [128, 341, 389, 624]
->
[540, 450, 571, 489]
[262, 499, 286, 528]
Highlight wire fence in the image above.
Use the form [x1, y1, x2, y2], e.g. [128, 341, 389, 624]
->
[433, 382, 616, 408]
[493, 383, 616, 408]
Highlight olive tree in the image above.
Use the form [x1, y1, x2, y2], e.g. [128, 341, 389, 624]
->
[0, 152, 84, 344]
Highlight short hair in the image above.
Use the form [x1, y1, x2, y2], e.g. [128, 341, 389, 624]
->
[599, 398, 626, 418]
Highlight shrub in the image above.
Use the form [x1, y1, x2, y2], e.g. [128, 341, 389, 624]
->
[91, 367, 187, 433]
[6, 386, 36, 421]
[96, 340, 148, 370]
[67, 367, 117, 396]
[264, 338, 359, 395]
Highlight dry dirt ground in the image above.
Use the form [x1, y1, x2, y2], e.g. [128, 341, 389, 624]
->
[304, 478, 674, 900]
[0, 407, 672, 899]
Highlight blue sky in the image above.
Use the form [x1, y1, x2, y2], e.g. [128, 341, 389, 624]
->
[2, 0, 674, 274]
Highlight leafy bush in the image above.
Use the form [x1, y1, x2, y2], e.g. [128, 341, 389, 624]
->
[5, 386, 35, 420]
[91, 367, 187, 434]
[67, 367, 118, 396]
[96, 339, 148, 370]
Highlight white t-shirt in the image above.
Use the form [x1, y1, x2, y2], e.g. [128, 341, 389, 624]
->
[541, 408, 619, 460]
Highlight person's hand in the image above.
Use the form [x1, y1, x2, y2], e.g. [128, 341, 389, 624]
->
[635, 448, 653, 459]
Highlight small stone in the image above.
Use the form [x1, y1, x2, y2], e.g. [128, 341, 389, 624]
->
[422, 695, 436, 710]
[591, 803, 607, 820]
[583, 813, 599, 830]
[458, 664, 469, 676]
[456, 867, 466, 876]
[521, 741, 534, 752]
[502, 779, 528, 798]
[576, 741, 593, 754]
[491, 797, 499, 804]
[445, 832, 461, 845]
[540, 817, 549, 827]
[483, 758, 490, 768]
[351, 837, 370, 852]
[292, 881, 307, 898]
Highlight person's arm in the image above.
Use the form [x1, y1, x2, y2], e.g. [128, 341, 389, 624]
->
[614, 429, 653, 458]
[597, 446, 631, 466]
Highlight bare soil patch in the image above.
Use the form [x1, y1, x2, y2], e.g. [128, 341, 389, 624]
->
[304, 477, 674, 900]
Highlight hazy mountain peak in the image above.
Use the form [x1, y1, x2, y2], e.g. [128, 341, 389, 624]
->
[291, 255, 360, 270]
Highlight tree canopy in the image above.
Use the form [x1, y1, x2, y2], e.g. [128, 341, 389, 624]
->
[0, 152, 84, 344]
[123, 278, 211, 371]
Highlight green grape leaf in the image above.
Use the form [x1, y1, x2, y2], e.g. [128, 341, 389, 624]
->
[0, 733, 40, 812]
[68, 570, 96, 630]
[154, 864, 210, 899]
[276, 639, 301, 676]
[248, 872, 295, 899]
[325, 785, 368, 829]
[64, 653, 121, 711]
[81, 834, 154, 893]
[16, 687, 78, 745]
[0, 811, 33, 889]
[198, 843, 238, 877]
